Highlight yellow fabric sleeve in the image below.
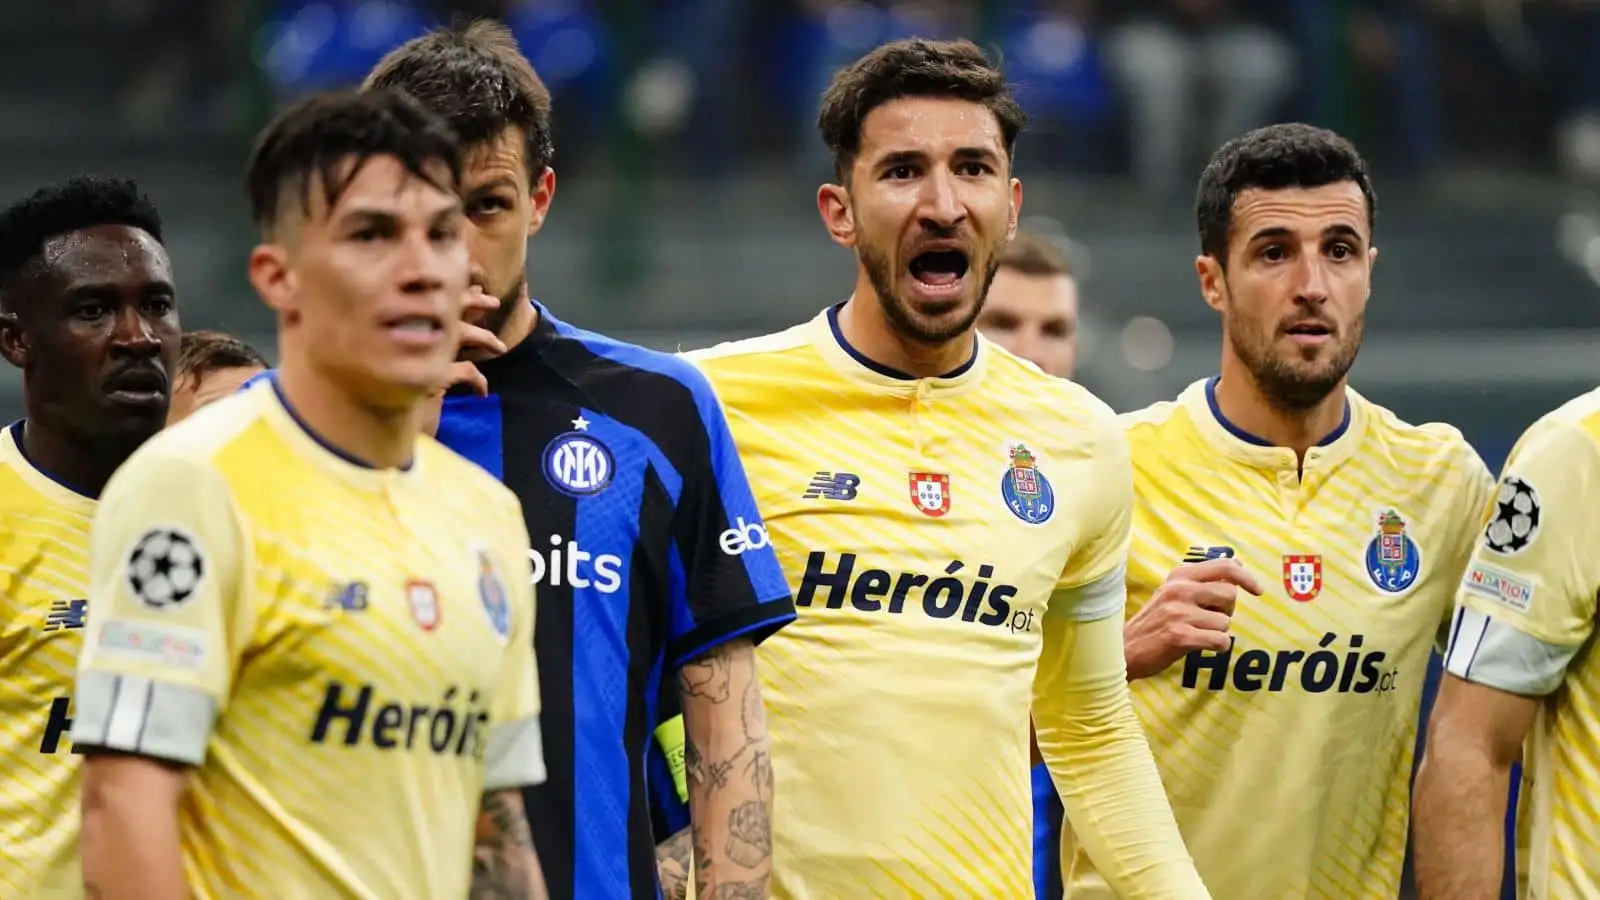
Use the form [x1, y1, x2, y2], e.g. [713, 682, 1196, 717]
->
[1034, 611, 1210, 899]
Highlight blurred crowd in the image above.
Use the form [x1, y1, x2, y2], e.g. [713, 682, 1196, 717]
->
[104, 0, 1600, 188]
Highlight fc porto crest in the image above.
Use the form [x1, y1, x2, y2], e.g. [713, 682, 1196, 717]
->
[1365, 509, 1421, 593]
[542, 415, 614, 497]
[1282, 554, 1322, 602]
[908, 473, 951, 517]
[1000, 443, 1054, 525]
[477, 548, 511, 641]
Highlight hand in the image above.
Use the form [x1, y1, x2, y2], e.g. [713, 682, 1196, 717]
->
[420, 288, 507, 437]
[1123, 557, 1263, 681]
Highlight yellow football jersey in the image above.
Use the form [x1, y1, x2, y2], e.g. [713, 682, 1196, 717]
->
[0, 422, 96, 897]
[71, 379, 544, 900]
[687, 307, 1200, 900]
[1443, 386, 1600, 898]
[1061, 378, 1494, 899]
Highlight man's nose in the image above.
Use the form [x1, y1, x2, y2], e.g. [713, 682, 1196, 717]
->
[110, 305, 159, 356]
[917, 170, 965, 230]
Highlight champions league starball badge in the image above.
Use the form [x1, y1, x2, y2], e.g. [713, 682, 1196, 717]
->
[1000, 443, 1054, 525]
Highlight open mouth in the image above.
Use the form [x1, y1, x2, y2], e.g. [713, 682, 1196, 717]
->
[384, 315, 445, 344]
[908, 246, 966, 293]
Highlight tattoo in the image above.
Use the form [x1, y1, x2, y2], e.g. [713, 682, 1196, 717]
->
[656, 828, 693, 900]
[681, 651, 732, 702]
[684, 737, 706, 789]
[724, 800, 772, 868]
[472, 790, 547, 900]
[712, 875, 770, 899]
[680, 640, 774, 897]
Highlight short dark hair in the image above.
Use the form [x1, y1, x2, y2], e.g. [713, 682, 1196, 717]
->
[1000, 230, 1073, 278]
[246, 89, 464, 235]
[818, 38, 1028, 183]
[176, 330, 268, 385]
[363, 20, 554, 177]
[1196, 123, 1377, 264]
[0, 175, 163, 302]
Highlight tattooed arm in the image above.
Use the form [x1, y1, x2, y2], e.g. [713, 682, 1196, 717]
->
[679, 637, 774, 899]
[472, 789, 549, 900]
[656, 827, 694, 900]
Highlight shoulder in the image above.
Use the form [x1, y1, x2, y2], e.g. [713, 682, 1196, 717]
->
[681, 324, 813, 372]
[1504, 386, 1600, 472]
[986, 346, 1121, 437]
[549, 318, 726, 420]
[418, 436, 527, 533]
[1118, 398, 1185, 440]
[1355, 390, 1486, 479]
[113, 392, 266, 486]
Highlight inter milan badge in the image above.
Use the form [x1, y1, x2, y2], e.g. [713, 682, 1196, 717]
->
[1365, 509, 1421, 594]
[1281, 554, 1322, 602]
[477, 549, 511, 642]
[542, 415, 614, 497]
[908, 472, 951, 517]
[1000, 443, 1054, 525]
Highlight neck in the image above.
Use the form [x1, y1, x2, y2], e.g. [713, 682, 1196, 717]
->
[275, 358, 419, 470]
[1214, 355, 1348, 460]
[496, 285, 538, 353]
[20, 419, 145, 498]
[838, 290, 972, 379]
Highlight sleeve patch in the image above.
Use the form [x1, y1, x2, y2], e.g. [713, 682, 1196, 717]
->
[94, 619, 209, 670]
[125, 527, 208, 610]
[1461, 560, 1536, 613]
[1483, 476, 1543, 556]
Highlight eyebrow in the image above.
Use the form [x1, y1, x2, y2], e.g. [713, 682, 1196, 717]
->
[464, 176, 518, 195]
[1246, 223, 1365, 244]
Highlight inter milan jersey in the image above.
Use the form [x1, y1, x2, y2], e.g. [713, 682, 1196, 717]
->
[435, 302, 795, 900]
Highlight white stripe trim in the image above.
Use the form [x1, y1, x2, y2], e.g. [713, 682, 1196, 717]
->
[104, 676, 153, 750]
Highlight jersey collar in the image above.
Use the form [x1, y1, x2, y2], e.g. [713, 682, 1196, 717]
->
[1180, 376, 1365, 471]
[810, 302, 987, 396]
[260, 372, 421, 491]
[0, 420, 99, 505]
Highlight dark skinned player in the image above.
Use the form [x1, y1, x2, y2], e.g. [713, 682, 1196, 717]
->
[0, 175, 179, 896]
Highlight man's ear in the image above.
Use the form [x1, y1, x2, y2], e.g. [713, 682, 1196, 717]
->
[818, 183, 857, 249]
[248, 243, 298, 323]
[0, 311, 26, 369]
[527, 167, 556, 238]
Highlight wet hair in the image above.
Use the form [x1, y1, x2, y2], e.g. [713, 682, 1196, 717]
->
[817, 38, 1028, 183]
[0, 175, 162, 308]
[246, 88, 464, 236]
[364, 20, 554, 176]
[1196, 123, 1376, 265]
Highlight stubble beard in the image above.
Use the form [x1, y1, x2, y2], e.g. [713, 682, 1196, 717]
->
[859, 240, 1002, 346]
[1225, 301, 1364, 414]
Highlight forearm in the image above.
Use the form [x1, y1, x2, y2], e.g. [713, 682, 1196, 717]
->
[1412, 745, 1512, 899]
[1034, 615, 1208, 899]
[657, 827, 693, 900]
[472, 789, 549, 900]
[80, 758, 187, 900]
[679, 639, 773, 898]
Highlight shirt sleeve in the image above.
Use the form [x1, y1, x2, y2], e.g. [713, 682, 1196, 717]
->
[665, 371, 796, 667]
[70, 451, 248, 766]
[484, 496, 545, 791]
[1051, 412, 1133, 622]
[1436, 445, 1499, 646]
[1034, 612, 1210, 899]
[1443, 417, 1600, 696]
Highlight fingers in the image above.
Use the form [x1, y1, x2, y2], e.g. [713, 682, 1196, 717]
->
[463, 285, 499, 313]
[1186, 608, 1232, 635]
[442, 361, 488, 397]
[1166, 557, 1264, 595]
[458, 322, 507, 357]
[1181, 625, 1233, 654]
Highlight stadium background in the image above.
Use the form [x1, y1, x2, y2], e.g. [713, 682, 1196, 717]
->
[2, 0, 1595, 896]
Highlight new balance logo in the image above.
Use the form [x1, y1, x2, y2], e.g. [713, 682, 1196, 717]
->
[803, 472, 860, 501]
[1182, 545, 1235, 563]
